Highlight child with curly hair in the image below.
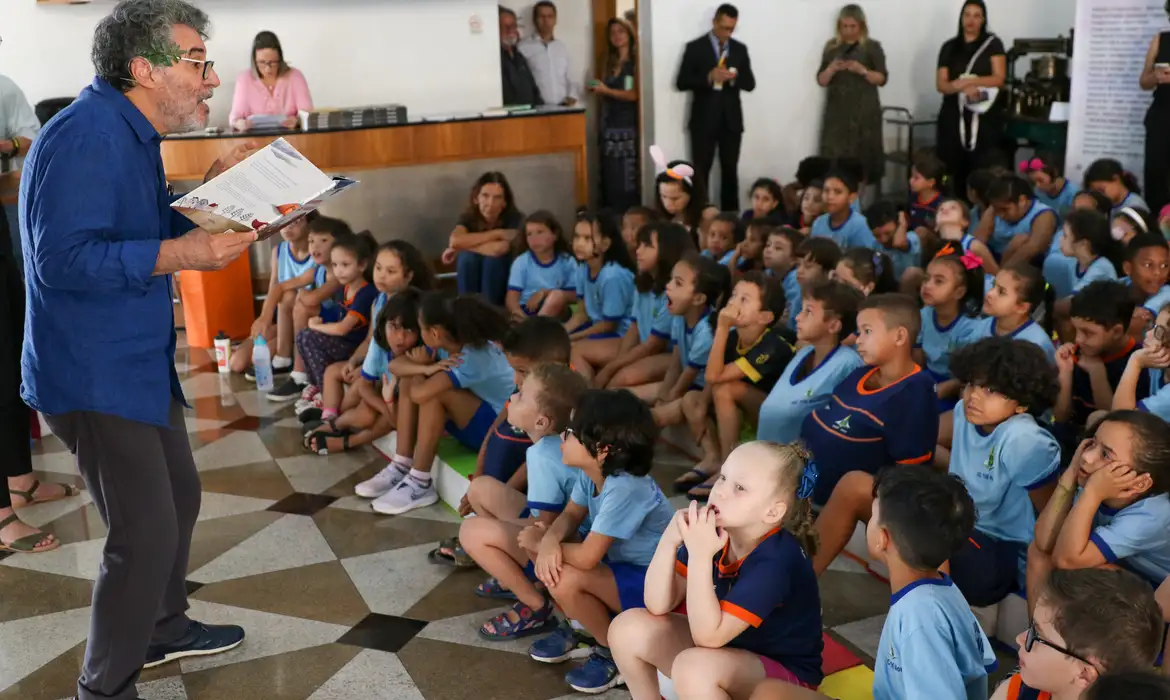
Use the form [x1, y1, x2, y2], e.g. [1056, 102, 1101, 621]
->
[942, 337, 1062, 607]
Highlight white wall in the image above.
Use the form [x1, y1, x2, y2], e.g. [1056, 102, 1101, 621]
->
[0, 0, 511, 125]
[646, 0, 1077, 198]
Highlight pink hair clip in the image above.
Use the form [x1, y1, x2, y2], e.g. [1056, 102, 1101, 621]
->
[959, 252, 982, 271]
[1018, 158, 1045, 173]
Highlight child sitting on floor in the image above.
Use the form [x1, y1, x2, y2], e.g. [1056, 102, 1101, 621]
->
[992, 568, 1164, 700]
[674, 273, 795, 499]
[506, 211, 579, 322]
[795, 236, 842, 292]
[1053, 281, 1148, 437]
[763, 226, 804, 330]
[622, 206, 658, 252]
[749, 465, 993, 700]
[866, 202, 920, 284]
[908, 152, 946, 232]
[1122, 234, 1170, 337]
[577, 221, 694, 388]
[524, 389, 675, 694]
[1029, 410, 1170, 606]
[943, 338, 1061, 607]
[230, 211, 317, 377]
[564, 211, 636, 342]
[916, 247, 985, 410]
[426, 317, 574, 569]
[729, 217, 772, 273]
[290, 232, 379, 409]
[1115, 303, 1170, 420]
[464, 363, 588, 639]
[1053, 209, 1120, 336]
[743, 177, 785, 223]
[612, 442, 824, 698]
[834, 247, 897, 297]
[981, 174, 1059, 268]
[702, 213, 741, 266]
[810, 171, 876, 249]
[302, 288, 425, 455]
[304, 240, 436, 427]
[648, 254, 727, 412]
[757, 281, 864, 445]
[361, 293, 514, 515]
[802, 294, 939, 575]
[967, 262, 1056, 363]
[796, 180, 825, 234]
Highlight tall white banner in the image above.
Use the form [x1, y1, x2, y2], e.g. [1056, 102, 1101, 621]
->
[1066, 0, 1166, 188]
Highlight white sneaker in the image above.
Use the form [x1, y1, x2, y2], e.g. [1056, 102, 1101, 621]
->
[371, 476, 438, 515]
[354, 464, 409, 499]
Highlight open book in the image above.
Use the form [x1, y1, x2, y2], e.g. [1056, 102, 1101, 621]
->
[171, 138, 358, 241]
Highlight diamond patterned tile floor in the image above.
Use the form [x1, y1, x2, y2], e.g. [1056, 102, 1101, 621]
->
[0, 336, 1014, 699]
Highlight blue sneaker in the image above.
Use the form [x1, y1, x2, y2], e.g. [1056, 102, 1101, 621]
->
[143, 620, 245, 669]
[529, 620, 595, 664]
[566, 649, 624, 694]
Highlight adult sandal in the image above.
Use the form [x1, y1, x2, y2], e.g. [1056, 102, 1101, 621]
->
[10, 479, 79, 509]
[0, 514, 60, 554]
[672, 468, 710, 494]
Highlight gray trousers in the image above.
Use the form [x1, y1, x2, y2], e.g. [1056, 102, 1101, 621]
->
[46, 400, 201, 700]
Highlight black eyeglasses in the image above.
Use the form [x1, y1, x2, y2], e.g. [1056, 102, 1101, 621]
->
[178, 56, 216, 80]
[1024, 623, 1092, 665]
[1146, 320, 1170, 344]
[561, 426, 576, 440]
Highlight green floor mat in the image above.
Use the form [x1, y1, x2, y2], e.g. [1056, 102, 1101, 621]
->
[436, 437, 478, 478]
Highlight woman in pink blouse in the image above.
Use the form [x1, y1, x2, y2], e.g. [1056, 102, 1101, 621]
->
[229, 31, 313, 131]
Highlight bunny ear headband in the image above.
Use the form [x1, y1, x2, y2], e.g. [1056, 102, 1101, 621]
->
[649, 144, 694, 186]
[1018, 158, 1047, 174]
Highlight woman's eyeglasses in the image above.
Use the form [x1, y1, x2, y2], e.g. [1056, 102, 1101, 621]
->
[255, 60, 281, 68]
[1024, 623, 1092, 666]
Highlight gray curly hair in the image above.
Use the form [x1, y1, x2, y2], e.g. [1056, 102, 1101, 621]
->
[92, 0, 210, 92]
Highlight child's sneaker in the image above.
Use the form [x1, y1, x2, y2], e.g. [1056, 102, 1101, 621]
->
[355, 463, 409, 499]
[529, 620, 595, 664]
[267, 378, 305, 402]
[371, 475, 438, 515]
[295, 394, 323, 415]
[565, 649, 623, 694]
[300, 384, 320, 402]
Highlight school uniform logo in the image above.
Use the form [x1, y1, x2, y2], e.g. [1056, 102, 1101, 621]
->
[832, 415, 852, 434]
[805, 388, 815, 398]
[886, 644, 902, 673]
[983, 447, 996, 471]
[755, 354, 769, 365]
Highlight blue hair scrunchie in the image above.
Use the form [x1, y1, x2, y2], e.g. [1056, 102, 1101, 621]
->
[797, 461, 818, 500]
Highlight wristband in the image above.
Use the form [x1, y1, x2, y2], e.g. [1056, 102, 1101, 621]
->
[8, 137, 19, 155]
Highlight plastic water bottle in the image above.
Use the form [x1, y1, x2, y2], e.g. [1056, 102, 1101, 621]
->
[252, 336, 274, 393]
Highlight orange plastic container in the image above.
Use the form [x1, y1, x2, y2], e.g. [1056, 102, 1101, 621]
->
[177, 249, 254, 348]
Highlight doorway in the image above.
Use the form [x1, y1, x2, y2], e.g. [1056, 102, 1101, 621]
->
[591, 0, 642, 211]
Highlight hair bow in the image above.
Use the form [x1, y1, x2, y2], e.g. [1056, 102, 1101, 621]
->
[796, 461, 818, 500]
[1018, 158, 1045, 174]
[933, 242, 957, 260]
[959, 252, 982, 271]
[649, 144, 693, 186]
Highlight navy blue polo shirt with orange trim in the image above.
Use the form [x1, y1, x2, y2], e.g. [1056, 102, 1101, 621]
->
[800, 364, 939, 505]
[675, 528, 824, 687]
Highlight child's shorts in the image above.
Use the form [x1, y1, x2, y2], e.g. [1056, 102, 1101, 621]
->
[481, 420, 531, 483]
[606, 560, 649, 611]
[950, 529, 1025, 607]
[445, 401, 500, 452]
[573, 319, 621, 340]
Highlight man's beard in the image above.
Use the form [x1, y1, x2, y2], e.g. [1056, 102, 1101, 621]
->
[157, 80, 211, 134]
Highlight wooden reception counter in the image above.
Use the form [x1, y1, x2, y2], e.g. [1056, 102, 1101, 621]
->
[160, 108, 589, 204]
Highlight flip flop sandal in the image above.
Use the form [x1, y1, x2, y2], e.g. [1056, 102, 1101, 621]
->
[298, 407, 324, 424]
[302, 432, 350, 456]
[475, 577, 519, 601]
[478, 600, 556, 640]
[427, 539, 478, 569]
[673, 468, 710, 494]
[687, 475, 719, 502]
[10, 479, 79, 509]
[0, 514, 61, 554]
[302, 419, 344, 439]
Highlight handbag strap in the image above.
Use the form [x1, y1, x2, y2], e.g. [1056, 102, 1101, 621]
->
[964, 33, 998, 75]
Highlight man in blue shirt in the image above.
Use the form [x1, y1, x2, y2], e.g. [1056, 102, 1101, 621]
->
[20, 3, 260, 699]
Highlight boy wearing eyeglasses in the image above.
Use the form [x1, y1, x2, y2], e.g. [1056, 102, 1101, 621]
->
[991, 569, 1162, 700]
[1112, 301, 1170, 421]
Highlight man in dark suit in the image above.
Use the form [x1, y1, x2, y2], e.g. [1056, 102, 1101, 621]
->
[675, 3, 755, 212]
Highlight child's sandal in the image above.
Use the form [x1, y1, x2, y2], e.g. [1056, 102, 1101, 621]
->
[478, 599, 555, 640]
[301, 432, 350, 456]
[474, 577, 519, 601]
[427, 538, 477, 569]
[302, 419, 342, 438]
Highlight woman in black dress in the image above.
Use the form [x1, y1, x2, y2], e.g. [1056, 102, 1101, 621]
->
[1139, 6, 1170, 214]
[593, 17, 640, 211]
[817, 4, 888, 189]
[935, 0, 1007, 200]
